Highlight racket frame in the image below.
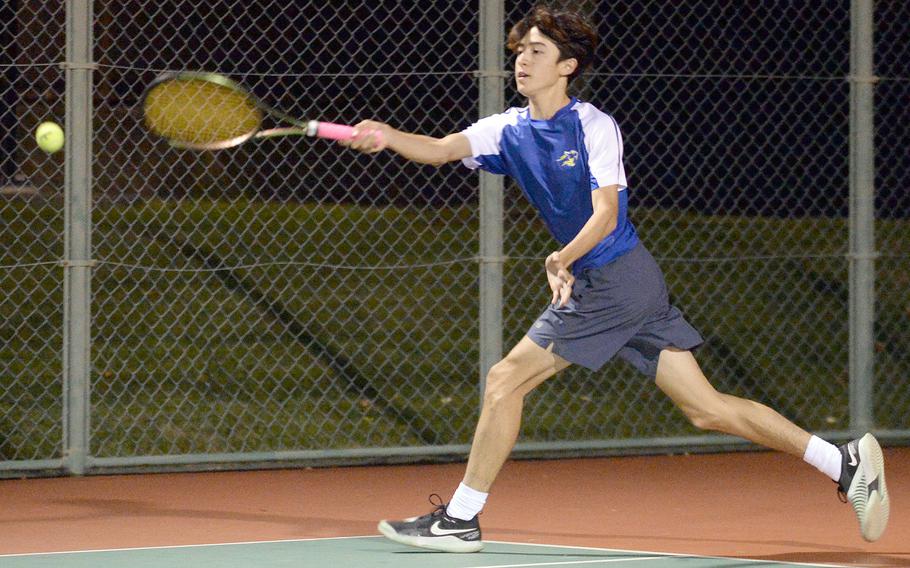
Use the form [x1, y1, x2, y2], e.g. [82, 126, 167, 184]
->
[141, 71, 357, 150]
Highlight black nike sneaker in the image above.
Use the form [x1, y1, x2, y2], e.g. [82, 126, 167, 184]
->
[837, 433, 890, 542]
[377, 494, 483, 553]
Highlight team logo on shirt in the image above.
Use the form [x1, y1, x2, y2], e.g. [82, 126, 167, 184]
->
[556, 150, 578, 168]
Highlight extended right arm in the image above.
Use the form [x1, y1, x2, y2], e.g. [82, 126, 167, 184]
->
[342, 120, 472, 167]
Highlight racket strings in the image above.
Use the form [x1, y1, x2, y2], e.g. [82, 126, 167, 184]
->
[143, 78, 263, 146]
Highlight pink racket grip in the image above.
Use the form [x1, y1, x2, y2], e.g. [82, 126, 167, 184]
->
[306, 120, 384, 146]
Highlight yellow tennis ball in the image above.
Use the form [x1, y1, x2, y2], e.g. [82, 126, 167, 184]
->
[36, 121, 65, 153]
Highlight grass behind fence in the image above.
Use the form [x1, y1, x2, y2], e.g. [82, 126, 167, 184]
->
[1, 195, 908, 462]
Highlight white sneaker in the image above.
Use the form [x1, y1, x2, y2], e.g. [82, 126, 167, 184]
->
[837, 433, 890, 542]
[377, 494, 483, 553]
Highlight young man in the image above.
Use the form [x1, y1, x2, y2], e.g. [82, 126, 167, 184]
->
[343, 5, 889, 553]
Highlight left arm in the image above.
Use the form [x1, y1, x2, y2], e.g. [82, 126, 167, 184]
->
[556, 185, 619, 267]
[545, 185, 619, 307]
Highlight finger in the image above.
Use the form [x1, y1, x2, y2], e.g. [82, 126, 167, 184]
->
[352, 129, 383, 153]
[559, 281, 573, 308]
[348, 129, 373, 151]
[369, 129, 387, 152]
[362, 131, 382, 153]
[559, 288, 570, 307]
[347, 129, 363, 149]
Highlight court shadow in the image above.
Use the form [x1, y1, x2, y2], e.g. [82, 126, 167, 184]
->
[737, 551, 910, 568]
[489, 526, 871, 555]
[393, 550, 652, 559]
[488, 527, 910, 568]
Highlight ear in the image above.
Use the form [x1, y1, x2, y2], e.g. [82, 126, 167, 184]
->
[559, 57, 578, 78]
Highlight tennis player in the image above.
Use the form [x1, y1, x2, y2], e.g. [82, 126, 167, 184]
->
[343, 4, 889, 552]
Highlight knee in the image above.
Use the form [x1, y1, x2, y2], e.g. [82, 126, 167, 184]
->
[482, 359, 521, 408]
[681, 399, 729, 432]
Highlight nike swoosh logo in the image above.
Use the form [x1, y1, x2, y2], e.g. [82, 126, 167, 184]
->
[429, 521, 473, 536]
[847, 444, 859, 467]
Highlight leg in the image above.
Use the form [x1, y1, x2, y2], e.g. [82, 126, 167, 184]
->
[654, 347, 810, 456]
[377, 336, 569, 553]
[462, 336, 570, 491]
[655, 347, 890, 541]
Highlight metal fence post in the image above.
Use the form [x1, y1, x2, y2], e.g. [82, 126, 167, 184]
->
[63, 0, 94, 475]
[848, 0, 876, 436]
[478, 0, 505, 396]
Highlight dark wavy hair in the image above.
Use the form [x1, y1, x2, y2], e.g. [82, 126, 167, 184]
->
[507, 4, 598, 84]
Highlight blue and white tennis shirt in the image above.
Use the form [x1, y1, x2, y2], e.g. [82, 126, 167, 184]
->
[461, 97, 639, 274]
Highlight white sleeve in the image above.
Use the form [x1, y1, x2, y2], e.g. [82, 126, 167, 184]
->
[459, 109, 519, 171]
[581, 110, 627, 190]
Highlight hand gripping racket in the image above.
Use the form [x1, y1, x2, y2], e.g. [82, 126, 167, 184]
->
[141, 71, 381, 150]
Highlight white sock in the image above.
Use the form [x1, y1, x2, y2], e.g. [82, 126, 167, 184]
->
[445, 482, 488, 521]
[803, 435, 842, 482]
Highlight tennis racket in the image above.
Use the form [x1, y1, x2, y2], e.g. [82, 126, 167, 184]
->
[141, 71, 381, 150]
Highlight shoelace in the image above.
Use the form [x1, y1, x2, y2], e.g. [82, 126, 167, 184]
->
[837, 485, 848, 503]
[428, 493, 447, 516]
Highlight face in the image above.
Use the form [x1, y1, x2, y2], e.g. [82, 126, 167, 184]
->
[514, 26, 576, 97]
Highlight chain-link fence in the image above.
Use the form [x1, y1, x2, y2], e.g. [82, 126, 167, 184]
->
[1, 1, 907, 476]
[873, 1, 910, 433]
[1, 1, 66, 466]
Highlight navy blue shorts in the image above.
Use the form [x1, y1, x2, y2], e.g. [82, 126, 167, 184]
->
[526, 242, 704, 377]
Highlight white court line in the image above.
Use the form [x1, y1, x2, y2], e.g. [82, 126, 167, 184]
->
[0, 535, 856, 568]
[485, 540, 854, 568]
[471, 557, 664, 568]
[0, 534, 382, 558]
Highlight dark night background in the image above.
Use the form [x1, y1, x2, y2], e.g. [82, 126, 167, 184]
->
[1, 1, 907, 217]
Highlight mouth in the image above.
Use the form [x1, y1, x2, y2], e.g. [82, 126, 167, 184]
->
[516, 71, 530, 80]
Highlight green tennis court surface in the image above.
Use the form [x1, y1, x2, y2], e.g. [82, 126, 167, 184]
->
[0, 536, 848, 568]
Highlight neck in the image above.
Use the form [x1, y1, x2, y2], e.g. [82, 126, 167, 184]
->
[527, 85, 571, 120]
